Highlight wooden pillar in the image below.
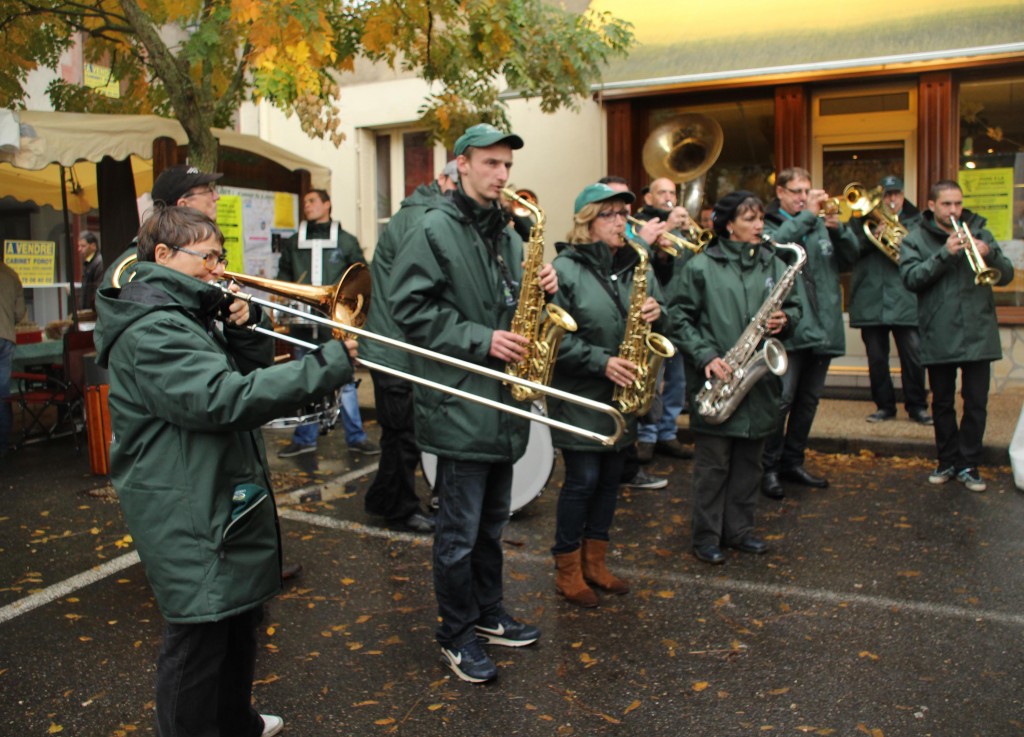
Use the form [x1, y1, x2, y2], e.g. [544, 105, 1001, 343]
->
[604, 99, 636, 186]
[152, 136, 181, 180]
[918, 72, 957, 205]
[775, 85, 809, 173]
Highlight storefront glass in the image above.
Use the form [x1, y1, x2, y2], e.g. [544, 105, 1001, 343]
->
[959, 75, 1024, 308]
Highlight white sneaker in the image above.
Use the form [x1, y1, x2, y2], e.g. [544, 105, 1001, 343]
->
[261, 714, 284, 736]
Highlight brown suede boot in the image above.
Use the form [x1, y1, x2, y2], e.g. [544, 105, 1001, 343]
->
[554, 551, 598, 608]
[581, 539, 630, 594]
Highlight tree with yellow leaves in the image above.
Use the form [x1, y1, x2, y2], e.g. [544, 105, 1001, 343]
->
[0, 0, 634, 170]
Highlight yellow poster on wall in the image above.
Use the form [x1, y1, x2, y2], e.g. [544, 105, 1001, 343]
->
[958, 167, 1013, 242]
[3, 240, 56, 285]
[216, 195, 244, 269]
[274, 192, 297, 229]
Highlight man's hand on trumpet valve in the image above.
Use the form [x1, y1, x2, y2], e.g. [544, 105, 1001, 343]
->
[704, 356, 732, 382]
[537, 262, 559, 295]
[605, 357, 638, 388]
[637, 218, 668, 246]
[667, 206, 692, 231]
[490, 329, 530, 363]
[945, 231, 967, 256]
[640, 296, 661, 324]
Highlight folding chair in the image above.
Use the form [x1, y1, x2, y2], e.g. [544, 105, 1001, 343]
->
[7, 331, 92, 450]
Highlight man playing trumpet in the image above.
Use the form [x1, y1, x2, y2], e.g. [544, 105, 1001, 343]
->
[900, 179, 1014, 492]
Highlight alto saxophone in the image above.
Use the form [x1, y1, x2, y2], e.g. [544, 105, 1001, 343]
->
[502, 188, 578, 402]
[613, 239, 677, 415]
[695, 238, 806, 425]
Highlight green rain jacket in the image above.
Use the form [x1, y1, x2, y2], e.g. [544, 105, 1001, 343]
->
[764, 202, 858, 356]
[848, 203, 922, 327]
[669, 238, 802, 439]
[361, 182, 447, 372]
[899, 209, 1014, 365]
[547, 240, 668, 452]
[94, 263, 353, 623]
[388, 192, 530, 463]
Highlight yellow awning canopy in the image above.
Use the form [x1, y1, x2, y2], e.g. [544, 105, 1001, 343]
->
[0, 110, 331, 213]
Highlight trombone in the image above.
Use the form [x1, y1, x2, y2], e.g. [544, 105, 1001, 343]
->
[626, 216, 704, 257]
[950, 216, 1002, 286]
[112, 257, 625, 446]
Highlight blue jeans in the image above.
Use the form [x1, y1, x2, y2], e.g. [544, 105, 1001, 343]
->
[0, 339, 13, 453]
[552, 448, 627, 555]
[763, 350, 831, 472]
[637, 352, 685, 443]
[292, 381, 367, 447]
[433, 458, 512, 647]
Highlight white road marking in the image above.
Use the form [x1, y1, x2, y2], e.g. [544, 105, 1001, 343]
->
[0, 551, 140, 625]
[3, 506, 1021, 632]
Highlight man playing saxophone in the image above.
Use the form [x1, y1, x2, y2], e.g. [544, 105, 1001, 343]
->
[669, 191, 801, 565]
[545, 183, 666, 606]
[389, 123, 556, 684]
[899, 179, 1014, 493]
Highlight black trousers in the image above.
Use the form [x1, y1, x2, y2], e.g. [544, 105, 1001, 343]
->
[692, 433, 764, 547]
[861, 325, 928, 415]
[155, 606, 264, 737]
[927, 361, 991, 470]
[364, 370, 423, 523]
[763, 350, 831, 472]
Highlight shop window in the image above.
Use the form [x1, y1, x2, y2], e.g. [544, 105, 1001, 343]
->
[959, 76, 1024, 312]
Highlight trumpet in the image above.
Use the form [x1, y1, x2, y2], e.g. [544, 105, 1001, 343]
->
[110, 256, 626, 446]
[819, 182, 875, 222]
[950, 216, 1002, 286]
[627, 216, 704, 257]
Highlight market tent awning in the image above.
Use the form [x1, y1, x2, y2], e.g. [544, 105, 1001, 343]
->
[0, 110, 331, 213]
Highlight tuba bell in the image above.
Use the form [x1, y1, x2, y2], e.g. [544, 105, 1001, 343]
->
[641, 113, 724, 218]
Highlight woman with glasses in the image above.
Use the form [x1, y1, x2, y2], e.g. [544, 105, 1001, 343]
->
[94, 205, 356, 737]
[545, 183, 666, 607]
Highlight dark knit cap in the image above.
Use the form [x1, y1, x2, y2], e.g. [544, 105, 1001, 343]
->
[711, 190, 758, 238]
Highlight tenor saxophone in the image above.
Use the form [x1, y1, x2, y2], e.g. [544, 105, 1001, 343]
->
[613, 239, 677, 415]
[502, 188, 579, 402]
[695, 238, 806, 425]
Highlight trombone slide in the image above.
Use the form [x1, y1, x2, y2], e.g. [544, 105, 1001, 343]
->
[237, 289, 626, 447]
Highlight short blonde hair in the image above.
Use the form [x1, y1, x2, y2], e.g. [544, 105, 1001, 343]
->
[567, 202, 605, 244]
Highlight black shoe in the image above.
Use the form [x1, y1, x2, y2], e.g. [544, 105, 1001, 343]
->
[441, 638, 497, 683]
[726, 535, 768, 555]
[349, 439, 381, 455]
[278, 442, 316, 458]
[475, 611, 540, 647]
[402, 512, 435, 534]
[866, 409, 896, 423]
[910, 410, 934, 426]
[654, 438, 692, 459]
[636, 441, 655, 463]
[692, 544, 725, 565]
[761, 471, 784, 500]
[622, 469, 668, 490]
[281, 562, 303, 581]
[780, 465, 829, 488]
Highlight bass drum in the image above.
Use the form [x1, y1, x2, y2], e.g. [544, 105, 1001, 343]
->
[421, 402, 555, 516]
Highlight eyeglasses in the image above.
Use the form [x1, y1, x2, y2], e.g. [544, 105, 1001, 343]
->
[783, 187, 810, 196]
[596, 209, 629, 220]
[172, 245, 228, 270]
[183, 184, 217, 199]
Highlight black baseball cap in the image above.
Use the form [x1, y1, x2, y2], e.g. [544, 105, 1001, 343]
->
[152, 164, 224, 205]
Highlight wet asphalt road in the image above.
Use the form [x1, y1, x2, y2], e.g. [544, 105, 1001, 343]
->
[2, 428, 1023, 737]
